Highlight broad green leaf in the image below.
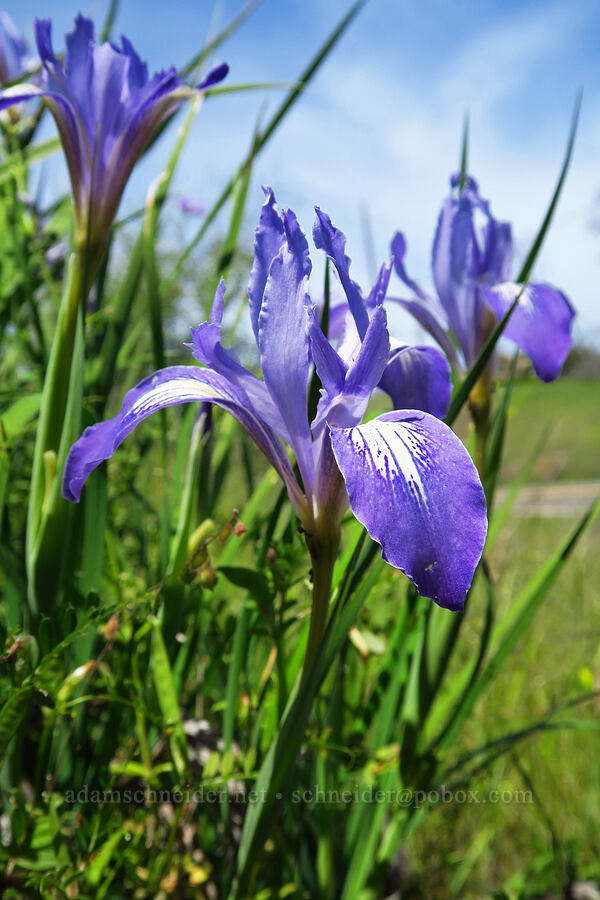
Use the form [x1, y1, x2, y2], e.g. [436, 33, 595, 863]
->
[0, 392, 41, 439]
[0, 687, 34, 768]
[86, 828, 124, 886]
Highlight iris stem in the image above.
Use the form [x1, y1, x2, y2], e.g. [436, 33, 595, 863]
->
[302, 526, 339, 681]
[468, 369, 491, 481]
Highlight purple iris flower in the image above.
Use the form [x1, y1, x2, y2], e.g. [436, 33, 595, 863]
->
[177, 194, 206, 217]
[0, 12, 35, 84]
[0, 15, 227, 250]
[62, 189, 487, 611]
[390, 174, 575, 382]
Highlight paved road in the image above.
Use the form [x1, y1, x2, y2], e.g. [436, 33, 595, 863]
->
[495, 481, 600, 518]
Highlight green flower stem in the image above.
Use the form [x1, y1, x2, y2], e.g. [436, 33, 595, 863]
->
[302, 523, 340, 681]
[469, 369, 492, 481]
[26, 244, 93, 619]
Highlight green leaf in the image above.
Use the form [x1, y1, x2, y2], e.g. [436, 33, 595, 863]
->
[180, 0, 261, 78]
[85, 827, 124, 886]
[150, 618, 189, 781]
[0, 687, 33, 768]
[27, 283, 84, 618]
[0, 392, 41, 439]
[100, 0, 119, 42]
[458, 112, 469, 192]
[220, 567, 273, 605]
[0, 138, 61, 187]
[92, 235, 144, 410]
[223, 603, 255, 754]
[30, 813, 59, 850]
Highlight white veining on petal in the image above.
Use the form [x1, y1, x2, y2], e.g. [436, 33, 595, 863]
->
[127, 379, 219, 423]
[492, 281, 534, 316]
[349, 419, 430, 507]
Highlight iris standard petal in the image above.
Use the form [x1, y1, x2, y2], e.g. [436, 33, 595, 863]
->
[120, 35, 149, 89]
[379, 344, 452, 418]
[343, 305, 390, 398]
[0, 12, 34, 83]
[329, 410, 487, 610]
[311, 305, 390, 435]
[431, 193, 488, 365]
[186, 280, 290, 438]
[197, 62, 229, 90]
[313, 207, 370, 339]
[483, 282, 575, 382]
[479, 218, 512, 282]
[258, 209, 314, 491]
[366, 261, 392, 309]
[248, 186, 284, 341]
[307, 306, 347, 397]
[385, 295, 460, 370]
[62, 365, 304, 511]
[391, 232, 433, 307]
[64, 15, 94, 109]
[0, 83, 88, 216]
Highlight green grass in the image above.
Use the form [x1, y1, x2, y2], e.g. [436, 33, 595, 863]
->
[499, 378, 600, 483]
[403, 376, 600, 895]
[406, 469, 600, 896]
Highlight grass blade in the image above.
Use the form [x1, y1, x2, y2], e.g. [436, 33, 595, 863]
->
[230, 549, 383, 897]
[516, 92, 581, 283]
[150, 618, 189, 781]
[181, 0, 261, 78]
[170, 0, 366, 282]
[444, 291, 522, 427]
[435, 491, 600, 757]
[445, 94, 580, 427]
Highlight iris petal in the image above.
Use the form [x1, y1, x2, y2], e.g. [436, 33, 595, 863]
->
[186, 280, 290, 438]
[248, 185, 284, 341]
[62, 365, 303, 511]
[258, 209, 314, 491]
[329, 410, 487, 610]
[483, 282, 575, 382]
[313, 208, 370, 339]
[379, 344, 452, 418]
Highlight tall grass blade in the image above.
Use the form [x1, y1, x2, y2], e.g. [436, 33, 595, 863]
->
[181, 0, 261, 78]
[230, 550, 383, 898]
[150, 618, 189, 781]
[435, 492, 600, 757]
[171, 0, 366, 281]
[445, 95, 580, 426]
[516, 92, 581, 283]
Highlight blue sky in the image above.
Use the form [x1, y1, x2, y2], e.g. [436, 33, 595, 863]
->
[4, 0, 600, 345]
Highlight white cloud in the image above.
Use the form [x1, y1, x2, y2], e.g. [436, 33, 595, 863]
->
[234, 0, 600, 343]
